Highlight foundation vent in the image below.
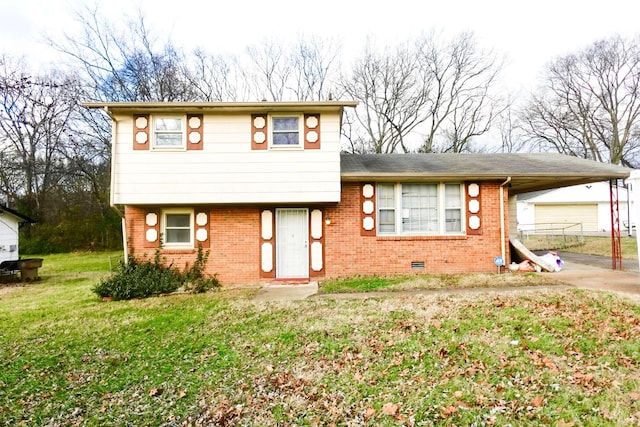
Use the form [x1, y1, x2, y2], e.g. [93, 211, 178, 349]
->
[411, 261, 425, 269]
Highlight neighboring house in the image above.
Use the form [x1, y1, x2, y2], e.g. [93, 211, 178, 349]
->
[86, 101, 632, 284]
[517, 181, 633, 234]
[0, 205, 34, 263]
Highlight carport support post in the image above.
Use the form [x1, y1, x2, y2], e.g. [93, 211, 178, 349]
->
[610, 180, 622, 270]
[626, 171, 640, 271]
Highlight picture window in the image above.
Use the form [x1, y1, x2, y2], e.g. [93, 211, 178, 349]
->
[377, 183, 464, 235]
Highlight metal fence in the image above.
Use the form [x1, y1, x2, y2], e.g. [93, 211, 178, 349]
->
[517, 223, 584, 250]
[108, 254, 125, 273]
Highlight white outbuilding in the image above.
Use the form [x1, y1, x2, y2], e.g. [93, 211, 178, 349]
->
[0, 205, 34, 264]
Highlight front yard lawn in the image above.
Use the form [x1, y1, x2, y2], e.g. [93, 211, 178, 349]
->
[0, 252, 638, 425]
[319, 272, 560, 294]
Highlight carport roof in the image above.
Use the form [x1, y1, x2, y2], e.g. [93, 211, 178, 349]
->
[340, 153, 634, 194]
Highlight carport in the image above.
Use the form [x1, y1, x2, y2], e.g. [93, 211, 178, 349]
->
[487, 155, 636, 271]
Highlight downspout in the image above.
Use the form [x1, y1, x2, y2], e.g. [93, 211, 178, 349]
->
[111, 204, 128, 261]
[500, 177, 512, 263]
[105, 107, 128, 261]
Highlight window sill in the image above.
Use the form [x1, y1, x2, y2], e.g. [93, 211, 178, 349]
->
[269, 145, 303, 150]
[150, 146, 187, 152]
[377, 235, 467, 241]
[161, 248, 196, 254]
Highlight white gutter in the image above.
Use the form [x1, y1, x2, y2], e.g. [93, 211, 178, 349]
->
[625, 170, 640, 270]
[500, 177, 512, 263]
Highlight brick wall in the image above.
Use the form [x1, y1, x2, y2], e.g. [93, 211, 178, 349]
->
[124, 181, 510, 285]
[125, 205, 262, 285]
[323, 182, 510, 278]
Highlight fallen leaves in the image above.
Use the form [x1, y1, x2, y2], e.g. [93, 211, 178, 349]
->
[364, 406, 376, 419]
[5, 287, 640, 426]
[148, 387, 164, 397]
[382, 402, 399, 416]
[531, 396, 545, 407]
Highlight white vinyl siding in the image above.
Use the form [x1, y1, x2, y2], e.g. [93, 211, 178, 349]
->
[0, 215, 20, 263]
[377, 183, 464, 235]
[110, 113, 342, 204]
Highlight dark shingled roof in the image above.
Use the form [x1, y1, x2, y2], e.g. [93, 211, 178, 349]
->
[340, 153, 634, 194]
[0, 205, 35, 223]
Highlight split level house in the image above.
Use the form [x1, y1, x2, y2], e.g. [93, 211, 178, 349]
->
[86, 101, 633, 285]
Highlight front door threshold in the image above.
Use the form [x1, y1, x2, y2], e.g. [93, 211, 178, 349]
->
[271, 278, 310, 285]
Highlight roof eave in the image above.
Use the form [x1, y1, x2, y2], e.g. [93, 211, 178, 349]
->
[340, 172, 632, 195]
[83, 101, 359, 114]
[0, 205, 35, 223]
[340, 172, 630, 180]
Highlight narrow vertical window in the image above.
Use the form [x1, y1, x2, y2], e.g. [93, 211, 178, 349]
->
[444, 184, 463, 233]
[377, 184, 396, 233]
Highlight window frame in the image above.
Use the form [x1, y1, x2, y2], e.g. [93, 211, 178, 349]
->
[270, 114, 302, 148]
[376, 182, 465, 236]
[152, 115, 186, 150]
[162, 208, 194, 248]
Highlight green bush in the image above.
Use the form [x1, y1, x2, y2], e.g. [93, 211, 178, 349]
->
[92, 247, 219, 301]
[182, 246, 220, 294]
[19, 236, 65, 255]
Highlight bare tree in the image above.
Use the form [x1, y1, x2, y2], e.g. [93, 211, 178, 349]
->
[0, 56, 77, 219]
[341, 38, 431, 153]
[289, 35, 341, 101]
[495, 100, 529, 153]
[50, 5, 197, 102]
[242, 35, 341, 102]
[242, 38, 292, 102]
[183, 49, 242, 102]
[521, 35, 640, 167]
[341, 32, 504, 154]
[417, 32, 504, 153]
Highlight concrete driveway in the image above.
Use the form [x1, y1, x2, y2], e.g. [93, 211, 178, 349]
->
[547, 252, 640, 296]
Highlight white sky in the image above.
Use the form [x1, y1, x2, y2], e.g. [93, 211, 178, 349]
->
[1, 0, 639, 94]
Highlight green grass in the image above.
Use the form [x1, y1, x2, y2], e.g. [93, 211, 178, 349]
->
[1, 252, 639, 425]
[319, 272, 561, 294]
[524, 235, 638, 259]
[569, 236, 638, 259]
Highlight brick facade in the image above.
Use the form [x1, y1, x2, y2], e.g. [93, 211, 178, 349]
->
[124, 181, 510, 285]
[324, 182, 509, 278]
[125, 205, 262, 285]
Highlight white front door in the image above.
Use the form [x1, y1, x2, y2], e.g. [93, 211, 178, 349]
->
[276, 208, 309, 278]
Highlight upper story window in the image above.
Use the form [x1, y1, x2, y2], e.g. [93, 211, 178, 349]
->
[163, 209, 193, 247]
[377, 182, 464, 235]
[154, 116, 184, 149]
[251, 113, 320, 151]
[272, 116, 300, 146]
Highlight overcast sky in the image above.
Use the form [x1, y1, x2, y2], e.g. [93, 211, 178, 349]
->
[1, 0, 639, 94]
